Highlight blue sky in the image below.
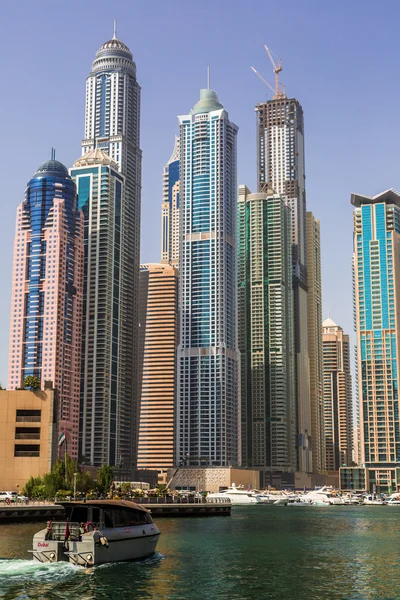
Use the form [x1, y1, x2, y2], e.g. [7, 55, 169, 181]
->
[0, 0, 399, 385]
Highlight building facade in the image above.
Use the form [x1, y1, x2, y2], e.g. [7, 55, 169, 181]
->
[8, 159, 83, 459]
[238, 185, 296, 473]
[70, 148, 131, 469]
[306, 213, 325, 474]
[161, 137, 180, 267]
[352, 189, 400, 492]
[177, 88, 239, 467]
[0, 389, 58, 491]
[137, 264, 179, 476]
[322, 318, 353, 471]
[256, 95, 311, 472]
[81, 29, 141, 471]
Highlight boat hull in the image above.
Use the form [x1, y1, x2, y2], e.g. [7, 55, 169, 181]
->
[31, 524, 160, 566]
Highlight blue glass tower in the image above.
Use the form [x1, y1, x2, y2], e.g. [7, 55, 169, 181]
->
[177, 89, 239, 467]
[352, 189, 400, 492]
[161, 136, 180, 266]
[8, 156, 84, 458]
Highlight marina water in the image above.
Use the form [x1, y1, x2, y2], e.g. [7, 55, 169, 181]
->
[1, 506, 400, 599]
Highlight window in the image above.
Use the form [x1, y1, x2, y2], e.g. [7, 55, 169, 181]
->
[16, 410, 41, 422]
[15, 427, 40, 440]
[14, 444, 40, 457]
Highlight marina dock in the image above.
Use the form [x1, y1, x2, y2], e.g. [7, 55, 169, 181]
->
[0, 498, 231, 522]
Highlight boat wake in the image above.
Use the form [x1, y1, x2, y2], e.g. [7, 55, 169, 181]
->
[0, 558, 81, 580]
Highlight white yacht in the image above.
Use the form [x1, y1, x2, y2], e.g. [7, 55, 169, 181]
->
[207, 484, 261, 505]
[30, 500, 160, 566]
[363, 495, 386, 505]
[386, 494, 400, 506]
[300, 486, 333, 506]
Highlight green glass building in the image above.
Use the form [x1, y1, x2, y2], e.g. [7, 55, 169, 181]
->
[238, 186, 296, 475]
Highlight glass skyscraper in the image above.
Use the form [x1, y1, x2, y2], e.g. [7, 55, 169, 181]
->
[71, 149, 128, 469]
[256, 95, 311, 473]
[8, 158, 84, 459]
[238, 186, 296, 474]
[352, 189, 400, 492]
[177, 88, 239, 467]
[80, 29, 141, 472]
[161, 136, 180, 267]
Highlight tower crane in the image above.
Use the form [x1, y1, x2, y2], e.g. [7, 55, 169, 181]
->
[251, 45, 286, 99]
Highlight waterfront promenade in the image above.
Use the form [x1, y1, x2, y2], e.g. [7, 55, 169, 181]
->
[0, 497, 231, 522]
[0, 505, 399, 599]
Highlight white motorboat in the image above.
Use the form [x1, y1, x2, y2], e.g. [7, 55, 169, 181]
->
[299, 486, 333, 506]
[386, 495, 400, 505]
[207, 483, 261, 505]
[363, 495, 386, 505]
[257, 492, 293, 505]
[286, 498, 316, 506]
[30, 500, 160, 566]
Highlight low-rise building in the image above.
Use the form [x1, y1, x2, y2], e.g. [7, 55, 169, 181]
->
[0, 389, 58, 491]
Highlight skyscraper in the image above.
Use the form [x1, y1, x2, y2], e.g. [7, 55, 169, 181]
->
[137, 263, 179, 477]
[8, 157, 84, 459]
[238, 185, 296, 475]
[322, 318, 353, 471]
[306, 212, 325, 474]
[256, 90, 311, 473]
[70, 148, 128, 469]
[352, 189, 400, 491]
[80, 27, 141, 471]
[177, 88, 239, 467]
[161, 137, 180, 267]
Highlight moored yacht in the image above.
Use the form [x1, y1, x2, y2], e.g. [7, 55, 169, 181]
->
[207, 484, 261, 505]
[30, 500, 160, 566]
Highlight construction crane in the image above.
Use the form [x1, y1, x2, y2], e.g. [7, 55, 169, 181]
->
[251, 45, 286, 99]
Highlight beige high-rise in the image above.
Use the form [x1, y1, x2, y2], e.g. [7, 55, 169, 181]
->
[322, 318, 353, 470]
[137, 264, 178, 476]
[306, 213, 325, 473]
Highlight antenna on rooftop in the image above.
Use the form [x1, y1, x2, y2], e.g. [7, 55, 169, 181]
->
[207, 65, 210, 89]
[113, 19, 117, 39]
[51, 148, 56, 160]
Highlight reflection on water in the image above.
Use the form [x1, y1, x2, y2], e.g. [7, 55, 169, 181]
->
[0, 508, 400, 599]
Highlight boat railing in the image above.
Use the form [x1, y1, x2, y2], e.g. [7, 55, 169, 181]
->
[129, 496, 231, 505]
[46, 522, 81, 541]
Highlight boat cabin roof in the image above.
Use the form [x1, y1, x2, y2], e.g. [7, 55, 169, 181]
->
[58, 500, 149, 513]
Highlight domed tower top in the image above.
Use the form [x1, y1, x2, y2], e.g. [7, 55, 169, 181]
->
[33, 150, 71, 180]
[92, 21, 135, 76]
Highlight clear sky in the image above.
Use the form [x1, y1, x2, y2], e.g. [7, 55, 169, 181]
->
[0, 0, 399, 386]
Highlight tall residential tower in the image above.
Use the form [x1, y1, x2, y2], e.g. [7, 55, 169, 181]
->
[352, 190, 400, 491]
[322, 318, 353, 471]
[8, 158, 84, 459]
[177, 88, 239, 467]
[238, 186, 296, 477]
[138, 264, 179, 478]
[306, 213, 325, 474]
[256, 80, 311, 473]
[71, 149, 128, 469]
[80, 28, 142, 471]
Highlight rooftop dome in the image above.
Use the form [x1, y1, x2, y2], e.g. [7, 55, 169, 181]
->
[191, 89, 224, 115]
[94, 22, 133, 62]
[34, 159, 70, 179]
[98, 37, 131, 55]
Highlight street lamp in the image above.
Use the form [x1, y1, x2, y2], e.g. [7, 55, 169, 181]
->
[73, 472, 78, 500]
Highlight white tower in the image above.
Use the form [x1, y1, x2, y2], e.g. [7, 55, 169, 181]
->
[81, 26, 141, 472]
[177, 88, 239, 467]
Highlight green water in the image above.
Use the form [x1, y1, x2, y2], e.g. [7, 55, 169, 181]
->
[0, 506, 400, 599]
